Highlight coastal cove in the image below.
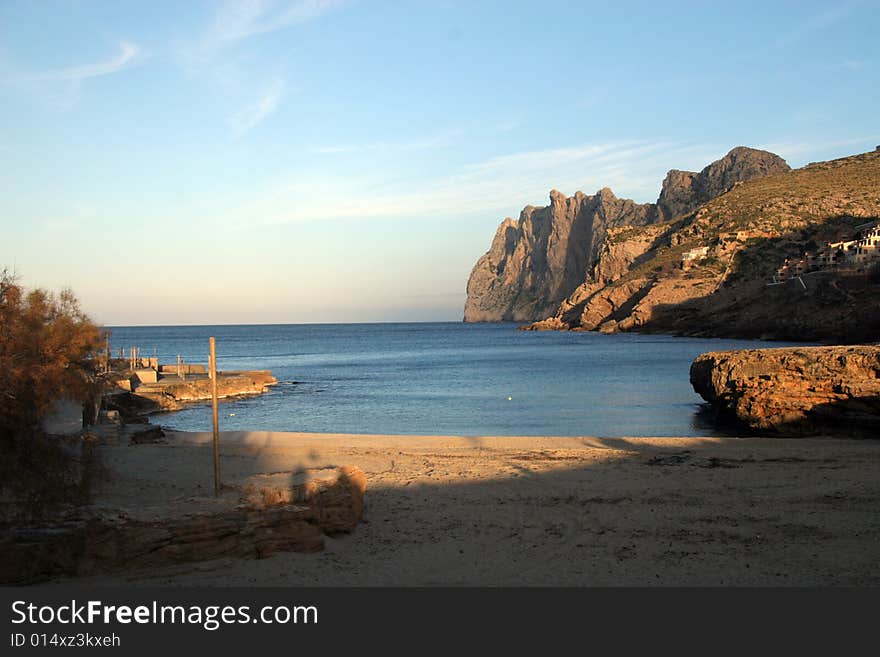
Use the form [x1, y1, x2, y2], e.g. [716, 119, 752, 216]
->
[108, 323, 803, 438]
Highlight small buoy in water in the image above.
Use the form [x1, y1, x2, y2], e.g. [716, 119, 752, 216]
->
[507, 396, 512, 401]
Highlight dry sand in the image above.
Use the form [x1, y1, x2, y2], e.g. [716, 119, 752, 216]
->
[76, 430, 880, 586]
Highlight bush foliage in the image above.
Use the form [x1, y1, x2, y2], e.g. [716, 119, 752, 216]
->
[0, 269, 103, 442]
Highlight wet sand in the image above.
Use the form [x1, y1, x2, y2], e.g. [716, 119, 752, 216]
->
[77, 430, 880, 586]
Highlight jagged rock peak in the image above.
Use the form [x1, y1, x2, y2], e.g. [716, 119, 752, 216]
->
[703, 146, 790, 188]
[463, 187, 654, 322]
[657, 147, 790, 220]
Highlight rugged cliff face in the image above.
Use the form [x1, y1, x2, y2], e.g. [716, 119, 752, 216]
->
[527, 149, 880, 341]
[464, 189, 654, 321]
[657, 146, 790, 219]
[464, 147, 791, 322]
[690, 346, 880, 435]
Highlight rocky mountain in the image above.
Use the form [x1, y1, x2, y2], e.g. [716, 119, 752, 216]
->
[656, 146, 790, 219]
[527, 148, 880, 342]
[464, 147, 791, 322]
[464, 189, 655, 321]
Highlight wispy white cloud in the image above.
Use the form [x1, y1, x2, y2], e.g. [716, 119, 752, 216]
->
[15, 41, 141, 84]
[842, 59, 867, 70]
[239, 140, 724, 225]
[205, 0, 346, 48]
[183, 2, 347, 139]
[228, 78, 285, 136]
[1, 41, 144, 108]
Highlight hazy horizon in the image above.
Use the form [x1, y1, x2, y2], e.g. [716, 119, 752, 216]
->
[102, 319, 471, 328]
[2, 1, 878, 325]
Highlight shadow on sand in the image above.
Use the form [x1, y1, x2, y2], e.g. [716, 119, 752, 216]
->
[21, 429, 877, 587]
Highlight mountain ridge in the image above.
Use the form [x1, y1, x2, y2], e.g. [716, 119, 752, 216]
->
[526, 148, 880, 341]
[464, 146, 791, 322]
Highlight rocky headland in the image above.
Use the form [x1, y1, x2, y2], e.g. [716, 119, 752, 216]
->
[466, 146, 880, 342]
[464, 147, 791, 323]
[464, 188, 658, 322]
[690, 345, 880, 435]
[527, 150, 880, 340]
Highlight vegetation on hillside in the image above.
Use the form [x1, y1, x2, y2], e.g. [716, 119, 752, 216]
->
[539, 149, 880, 341]
[609, 150, 880, 293]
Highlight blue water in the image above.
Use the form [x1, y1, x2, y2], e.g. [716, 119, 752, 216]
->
[108, 323, 790, 437]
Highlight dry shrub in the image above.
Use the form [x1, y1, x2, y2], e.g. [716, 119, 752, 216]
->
[0, 269, 104, 524]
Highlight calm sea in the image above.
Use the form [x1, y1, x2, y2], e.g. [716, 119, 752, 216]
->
[108, 323, 789, 437]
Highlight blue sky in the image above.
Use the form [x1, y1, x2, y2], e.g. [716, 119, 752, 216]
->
[1, 0, 878, 325]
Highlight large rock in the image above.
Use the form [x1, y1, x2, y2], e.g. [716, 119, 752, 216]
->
[527, 222, 671, 331]
[690, 345, 880, 434]
[464, 147, 790, 323]
[239, 465, 367, 535]
[657, 146, 790, 219]
[465, 188, 656, 322]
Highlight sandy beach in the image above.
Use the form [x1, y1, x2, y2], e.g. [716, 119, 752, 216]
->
[59, 429, 880, 586]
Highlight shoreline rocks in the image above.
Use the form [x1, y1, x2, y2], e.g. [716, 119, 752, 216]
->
[106, 369, 277, 418]
[690, 345, 880, 435]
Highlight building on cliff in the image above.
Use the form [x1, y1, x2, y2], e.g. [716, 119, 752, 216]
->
[681, 246, 710, 267]
[772, 221, 880, 283]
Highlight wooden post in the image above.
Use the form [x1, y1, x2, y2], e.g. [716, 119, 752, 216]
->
[209, 337, 220, 496]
